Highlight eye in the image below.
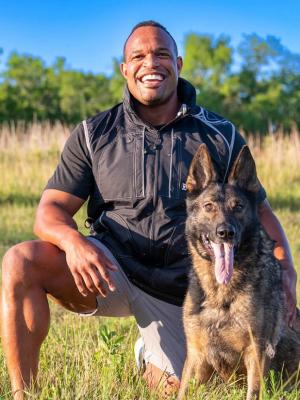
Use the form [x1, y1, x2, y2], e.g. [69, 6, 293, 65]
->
[233, 203, 244, 211]
[203, 202, 214, 212]
[131, 54, 143, 61]
[157, 52, 170, 58]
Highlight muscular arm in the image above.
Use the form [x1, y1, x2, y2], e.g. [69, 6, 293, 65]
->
[34, 189, 117, 296]
[34, 189, 85, 248]
[258, 199, 297, 326]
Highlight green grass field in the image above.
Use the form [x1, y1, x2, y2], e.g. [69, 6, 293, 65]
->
[0, 123, 300, 399]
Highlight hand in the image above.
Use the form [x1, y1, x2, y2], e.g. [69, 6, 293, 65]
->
[282, 266, 297, 327]
[63, 233, 118, 297]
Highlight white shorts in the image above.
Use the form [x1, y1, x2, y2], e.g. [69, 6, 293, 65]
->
[82, 237, 186, 379]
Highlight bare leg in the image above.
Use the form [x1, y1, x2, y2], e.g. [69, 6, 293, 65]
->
[143, 363, 180, 398]
[1, 240, 98, 399]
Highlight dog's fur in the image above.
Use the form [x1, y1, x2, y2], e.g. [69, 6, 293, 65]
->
[178, 144, 300, 400]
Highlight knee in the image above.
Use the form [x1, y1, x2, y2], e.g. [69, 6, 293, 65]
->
[2, 242, 36, 290]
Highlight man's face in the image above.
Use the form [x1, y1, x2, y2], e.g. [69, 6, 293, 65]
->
[121, 26, 183, 106]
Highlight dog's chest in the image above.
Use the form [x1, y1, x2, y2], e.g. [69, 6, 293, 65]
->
[200, 295, 252, 340]
[197, 307, 250, 370]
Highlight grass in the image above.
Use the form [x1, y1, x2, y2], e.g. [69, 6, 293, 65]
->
[0, 122, 300, 399]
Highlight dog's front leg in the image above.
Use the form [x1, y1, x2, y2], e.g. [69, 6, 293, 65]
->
[244, 347, 270, 400]
[177, 353, 213, 400]
[177, 356, 194, 400]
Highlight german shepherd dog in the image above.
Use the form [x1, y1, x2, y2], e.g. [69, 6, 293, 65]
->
[178, 144, 300, 400]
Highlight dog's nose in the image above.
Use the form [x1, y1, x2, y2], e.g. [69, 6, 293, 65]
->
[216, 224, 236, 240]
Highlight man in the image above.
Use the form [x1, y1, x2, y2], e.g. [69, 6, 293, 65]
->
[1, 21, 297, 399]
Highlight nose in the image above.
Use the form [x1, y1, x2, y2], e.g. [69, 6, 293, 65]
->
[216, 224, 236, 240]
[143, 53, 160, 67]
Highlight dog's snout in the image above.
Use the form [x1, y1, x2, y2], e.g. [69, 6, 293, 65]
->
[216, 224, 236, 240]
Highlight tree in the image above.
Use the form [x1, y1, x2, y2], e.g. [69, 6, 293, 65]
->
[0, 52, 60, 122]
[0, 52, 115, 124]
[109, 58, 125, 104]
[181, 34, 232, 115]
[1, 34, 300, 134]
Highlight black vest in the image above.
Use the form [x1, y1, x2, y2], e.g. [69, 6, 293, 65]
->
[82, 78, 247, 305]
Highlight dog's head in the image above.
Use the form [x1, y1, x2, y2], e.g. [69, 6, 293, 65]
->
[186, 144, 261, 284]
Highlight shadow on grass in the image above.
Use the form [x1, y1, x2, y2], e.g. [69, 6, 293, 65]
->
[268, 195, 300, 212]
[0, 193, 40, 206]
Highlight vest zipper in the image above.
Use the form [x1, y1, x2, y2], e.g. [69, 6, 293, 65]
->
[147, 107, 189, 259]
[168, 129, 174, 198]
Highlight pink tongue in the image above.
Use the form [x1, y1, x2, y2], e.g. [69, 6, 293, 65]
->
[210, 242, 234, 284]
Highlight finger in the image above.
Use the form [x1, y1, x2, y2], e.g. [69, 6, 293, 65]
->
[97, 252, 118, 272]
[72, 272, 89, 297]
[94, 264, 116, 292]
[89, 268, 108, 297]
[89, 242, 118, 272]
[92, 256, 116, 291]
[81, 271, 103, 296]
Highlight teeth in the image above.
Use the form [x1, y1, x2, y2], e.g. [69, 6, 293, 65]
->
[202, 234, 210, 245]
[141, 74, 163, 82]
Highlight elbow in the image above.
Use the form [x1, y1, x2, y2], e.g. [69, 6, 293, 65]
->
[33, 205, 45, 238]
[33, 221, 41, 238]
[258, 199, 275, 224]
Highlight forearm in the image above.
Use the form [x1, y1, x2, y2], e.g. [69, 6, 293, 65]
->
[34, 190, 117, 297]
[258, 199, 294, 271]
[258, 199, 297, 322]
[34, 189, 85, 252]
[34, 204, 83, 251]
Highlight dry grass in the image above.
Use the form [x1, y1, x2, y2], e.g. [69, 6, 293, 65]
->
[0, 123, 300, 399]
[0, 121, 69, 151]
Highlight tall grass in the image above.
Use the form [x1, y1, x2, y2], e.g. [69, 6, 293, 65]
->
[0, 123, 300, 399]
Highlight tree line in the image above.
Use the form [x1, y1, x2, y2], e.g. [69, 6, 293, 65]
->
[1, 33, 300, 135]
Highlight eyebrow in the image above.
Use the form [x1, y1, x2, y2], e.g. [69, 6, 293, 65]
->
[129, 46, 172, 56]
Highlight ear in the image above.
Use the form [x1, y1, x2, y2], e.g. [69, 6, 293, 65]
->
[228, 146, 260, 193]
[186, 144, 218, 193]
[177, 56, 183, 75]
[120, 62, 127, 79]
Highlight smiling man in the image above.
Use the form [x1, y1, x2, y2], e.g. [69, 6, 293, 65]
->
[1, 21, 297, 399]
[121, 24, 182, 114]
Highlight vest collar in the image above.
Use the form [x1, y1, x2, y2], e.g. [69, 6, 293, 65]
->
[123, 77, 197, 128]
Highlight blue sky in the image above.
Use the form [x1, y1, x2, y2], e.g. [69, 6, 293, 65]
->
[0, 0, 298, 75]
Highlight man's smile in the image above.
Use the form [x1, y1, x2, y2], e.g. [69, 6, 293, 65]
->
[137, 73, 166, 88]
[140, 74, 164, 82]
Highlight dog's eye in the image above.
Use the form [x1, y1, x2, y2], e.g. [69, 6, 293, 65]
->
[233, 203, 244, 211]
[203, 203, 214, 212]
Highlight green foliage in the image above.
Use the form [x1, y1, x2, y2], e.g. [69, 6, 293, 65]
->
[183, 33, 232, 88]
[109, 58, 125, 103]
[181, 32, 300, 135]
[98, 325, 125, 356]
[1, 32, 300, 135]
[0, 52, 119, 124]
[238, 34, 278, 73]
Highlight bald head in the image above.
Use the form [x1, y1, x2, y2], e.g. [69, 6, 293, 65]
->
[123, 20, 178, 61]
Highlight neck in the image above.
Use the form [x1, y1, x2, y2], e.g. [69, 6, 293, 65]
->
[134, 93, 181, 126]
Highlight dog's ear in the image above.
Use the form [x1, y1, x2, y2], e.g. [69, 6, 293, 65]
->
[228, 145, 260, 193]
[186, 144, 218, 193]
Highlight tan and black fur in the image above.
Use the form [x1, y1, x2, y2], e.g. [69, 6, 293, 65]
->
[178, 144, 300, 400]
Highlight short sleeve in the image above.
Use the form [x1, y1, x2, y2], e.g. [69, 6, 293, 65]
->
[45, 123, 94, 200]
[230, 128, 267, 204]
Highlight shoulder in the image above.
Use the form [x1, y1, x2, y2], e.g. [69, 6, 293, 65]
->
[77, 102, 124, 161]
[190, 105, 244, 148]
[84, 102, 124, 138]
[188, 105, 248, 181]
